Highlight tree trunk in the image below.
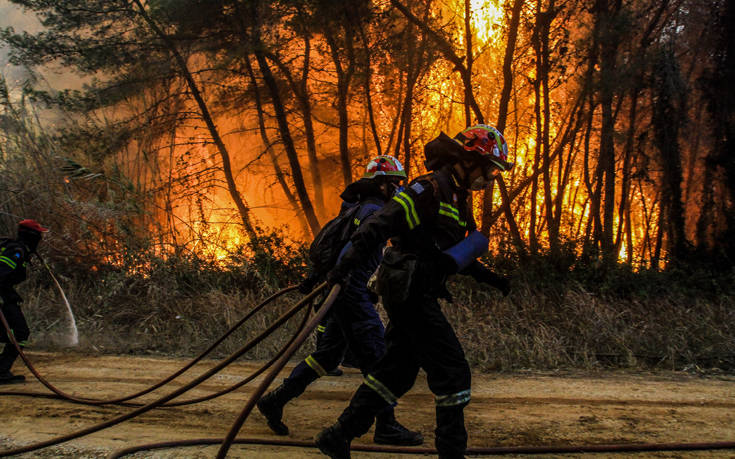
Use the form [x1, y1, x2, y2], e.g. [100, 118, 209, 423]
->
[481, 0, 523, 234]
[244, 56, 311, 238]
[594, 0, 622, 263]
[651, 44, 688, 263]
[297, 37, 325, 212]
[133, 0, 258, 241]
[357, 22, 383, 156]
[253, 47, 321, 236]
[266, 43, 325, 214]
[615, 89, 639, 253]
[539, 5, 559, 256]
[463, 0, 474, 126]
[326, 33, 355, 187]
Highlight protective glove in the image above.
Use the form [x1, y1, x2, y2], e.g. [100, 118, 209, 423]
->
[297, 274, 319, 295]
[326, 261, 352, 288]
[0, 287, 23, 305]
[493, 275, 511, 297]
[482, 272, 510, 296]
[439, 252, 460, 276]
[465, 262, 511, 296]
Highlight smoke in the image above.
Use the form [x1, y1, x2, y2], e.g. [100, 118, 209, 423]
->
[1, 1, 85, 96]
[0, 1, 39, 89]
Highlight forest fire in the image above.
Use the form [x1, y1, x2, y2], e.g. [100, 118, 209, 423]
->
[0, 3, 734, 459]
[0, 0, 731, 270]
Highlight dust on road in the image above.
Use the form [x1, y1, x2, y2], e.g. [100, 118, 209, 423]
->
[1, 352, 733, 458]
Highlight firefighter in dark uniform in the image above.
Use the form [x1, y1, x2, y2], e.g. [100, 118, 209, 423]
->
[258, 156, 423, 446]
[316, 125, 512, 459]
[0, 219, 48, 384]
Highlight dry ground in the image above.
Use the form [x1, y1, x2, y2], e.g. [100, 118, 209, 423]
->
[0, 352, 734, 458]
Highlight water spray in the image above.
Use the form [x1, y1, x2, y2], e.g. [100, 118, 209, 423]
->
[36, 254, 78, 347]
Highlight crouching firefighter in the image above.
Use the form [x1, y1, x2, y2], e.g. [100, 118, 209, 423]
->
[257, 156, 423, 446]
[316, 125, 513, 459]
[1, 219, 49, 384]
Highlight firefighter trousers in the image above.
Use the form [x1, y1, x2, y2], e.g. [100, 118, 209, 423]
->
[0, 301, 30, 373]
[288, 292, 386, 384]
[336, 292, 471, 458]
[281, 296, 395, 421]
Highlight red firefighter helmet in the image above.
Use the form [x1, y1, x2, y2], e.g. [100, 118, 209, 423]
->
[454, 124, 512, 171]
[363, 155, 407, 180]
[18, 219, 49, 233]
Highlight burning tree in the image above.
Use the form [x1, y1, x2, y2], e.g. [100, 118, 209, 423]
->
[0, 0, 732, 270]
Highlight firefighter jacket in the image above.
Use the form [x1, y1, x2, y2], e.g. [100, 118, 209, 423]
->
[338, 167, 494, 297]
[334, 181, 388, 308]
[0, 239, 30, 305]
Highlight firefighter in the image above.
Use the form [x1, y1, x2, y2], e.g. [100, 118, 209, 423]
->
[0, 219, 48, 384]
[316, 125, 512, 459]
[257, 156, 423, 446]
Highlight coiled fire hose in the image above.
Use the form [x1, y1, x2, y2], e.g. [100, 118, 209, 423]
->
[0, 283, 327, 457]
[0, 285, 298, 405]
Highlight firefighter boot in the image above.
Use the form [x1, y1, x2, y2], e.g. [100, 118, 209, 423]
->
[317, 395, 380, 459]
[373, 408, 424, 446]
[0, 344, 23, 384]
[0, 370, 25, 384]
[315, 421, 352, 459]
[257, 381, 301, 435]
[435, 404, 468, 459]
[327, 367, 344, 376]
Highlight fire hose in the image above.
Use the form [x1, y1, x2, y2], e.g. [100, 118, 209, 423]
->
[0, 283, 327, 457]
[108, 438, 735, 458]
[216, 283, 341, 458]
[2, 282, 734, 458]
[110, 282, 735, 458]
[0, 285, 298, 405]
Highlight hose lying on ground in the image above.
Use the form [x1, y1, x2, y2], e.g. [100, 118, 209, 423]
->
[4, 282, 733, 459]
[216, 284, 342, 458]
[107, 437, 735, 459]
[0, 283, 326, 458]
[0, 285, 298, 405]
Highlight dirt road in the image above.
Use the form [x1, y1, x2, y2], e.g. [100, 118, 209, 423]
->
[1, 352, 734, 458]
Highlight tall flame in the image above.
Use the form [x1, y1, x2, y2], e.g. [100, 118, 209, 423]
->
[470, 0, 504, 45]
